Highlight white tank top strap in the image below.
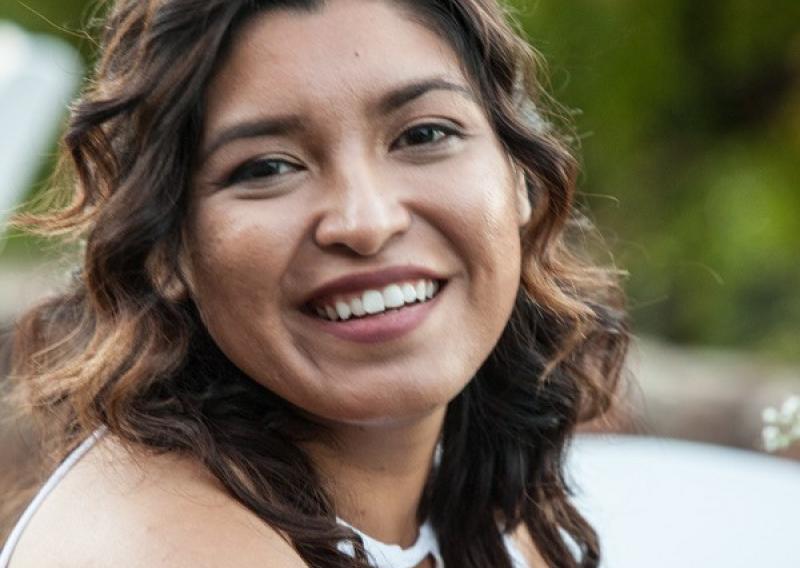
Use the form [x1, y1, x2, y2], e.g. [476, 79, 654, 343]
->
[0, 425, 108, 568]
[1, 428, 532, 568]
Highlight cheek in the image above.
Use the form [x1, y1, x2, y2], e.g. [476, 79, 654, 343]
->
[408, 143, 522, 354]
[184, 205, 306, 392]
[185, 204, 290, 320]
[415, 143, 522, 278]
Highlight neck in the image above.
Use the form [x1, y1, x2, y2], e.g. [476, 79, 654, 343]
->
[302, 407, 445, 548]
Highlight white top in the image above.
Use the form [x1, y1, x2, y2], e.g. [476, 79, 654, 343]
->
[338, 516, 529, 567]
[0, 427, 530, 567]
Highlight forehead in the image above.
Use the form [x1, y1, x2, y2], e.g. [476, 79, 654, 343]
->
[204, 0, 469, 129]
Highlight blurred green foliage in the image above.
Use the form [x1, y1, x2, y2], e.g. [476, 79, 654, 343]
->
[2, 0, 798, 359]
[513, 0, 800, 359]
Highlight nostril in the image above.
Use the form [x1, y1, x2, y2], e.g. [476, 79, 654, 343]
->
[313, 196, 412, 256]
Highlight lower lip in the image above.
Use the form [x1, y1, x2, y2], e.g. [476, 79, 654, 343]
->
[305, 290, 443, 343]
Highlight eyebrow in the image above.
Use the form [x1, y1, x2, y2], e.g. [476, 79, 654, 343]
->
[201, 77, 476, 160]
[375, 77, 476, 115]
[201, 115, 304, 161]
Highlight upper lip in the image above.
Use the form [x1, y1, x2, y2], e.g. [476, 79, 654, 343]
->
[302, 265, 447, 306]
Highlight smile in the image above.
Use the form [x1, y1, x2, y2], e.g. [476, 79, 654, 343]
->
[309, 279, 442, 322]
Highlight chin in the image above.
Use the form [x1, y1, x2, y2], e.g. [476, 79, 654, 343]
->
[289, 372, 468, 427]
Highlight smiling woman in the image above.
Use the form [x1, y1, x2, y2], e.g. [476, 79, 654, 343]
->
[188, 4, 529, 426]
[1, 1, 628, 567]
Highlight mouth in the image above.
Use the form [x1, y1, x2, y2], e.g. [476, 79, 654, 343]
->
[304, 278, 446, 322]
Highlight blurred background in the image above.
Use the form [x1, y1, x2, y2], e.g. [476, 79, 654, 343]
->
[1, 0, 798, 480]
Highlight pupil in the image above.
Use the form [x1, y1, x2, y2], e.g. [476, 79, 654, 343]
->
[254, 161, 280, 176]
[410, 127, 435, 144]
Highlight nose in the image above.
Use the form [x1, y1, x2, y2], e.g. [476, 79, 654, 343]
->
[314, 159, 411, 256]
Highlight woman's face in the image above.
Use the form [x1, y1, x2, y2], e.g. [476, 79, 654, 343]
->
[186, 0, 530, 425]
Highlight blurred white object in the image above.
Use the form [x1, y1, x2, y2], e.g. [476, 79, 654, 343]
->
[762, 395, 800, 451]
[0, 22, 82, 229]
[568, 435, 800, 567]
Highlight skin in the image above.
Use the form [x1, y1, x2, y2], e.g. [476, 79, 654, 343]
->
[187, 0, 529, 427]
[9, 434, 546, 567]
[184, 0, 530, 557]
[10, 2, 543, 567]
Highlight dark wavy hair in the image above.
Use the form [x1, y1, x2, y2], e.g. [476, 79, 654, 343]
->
[5, 0, 628, 566]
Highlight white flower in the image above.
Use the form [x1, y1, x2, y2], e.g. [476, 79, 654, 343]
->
[762, 426, 783, 453]
[762, 395, 800, 452]
[762, 406, 779, 423]
[781, 395, 800, 417]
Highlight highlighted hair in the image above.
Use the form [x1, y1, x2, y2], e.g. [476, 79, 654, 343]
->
[6, 1, 628, 566]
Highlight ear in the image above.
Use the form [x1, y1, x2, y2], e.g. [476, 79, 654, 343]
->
[513, 165, 532, 227]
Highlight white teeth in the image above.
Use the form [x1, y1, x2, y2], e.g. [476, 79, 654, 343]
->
[383, 284, 405, 309]
[325, 305, 338, 320]
[362, 290, 385, 314]
[415, 280, 426, 300]
[351, 297, 366, 317]
[313, 278, 442, 321]
[402, 283, 417, 303]
[335, 301, 352, 321]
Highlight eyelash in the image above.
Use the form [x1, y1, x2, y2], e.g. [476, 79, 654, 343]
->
[224, 157, 300, 187]
[391, 122, 462, 150]
[221, 122, 462, 188]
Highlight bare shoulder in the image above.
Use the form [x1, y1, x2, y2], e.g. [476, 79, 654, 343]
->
[510, 523, 550, 568]
[9, 434, 306, 568]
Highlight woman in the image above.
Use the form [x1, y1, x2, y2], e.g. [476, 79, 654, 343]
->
[1, 0, 628, 566]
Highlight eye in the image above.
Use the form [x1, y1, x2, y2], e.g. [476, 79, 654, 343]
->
[223, 157, 303, 187]
[392, 123, 461, 150]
